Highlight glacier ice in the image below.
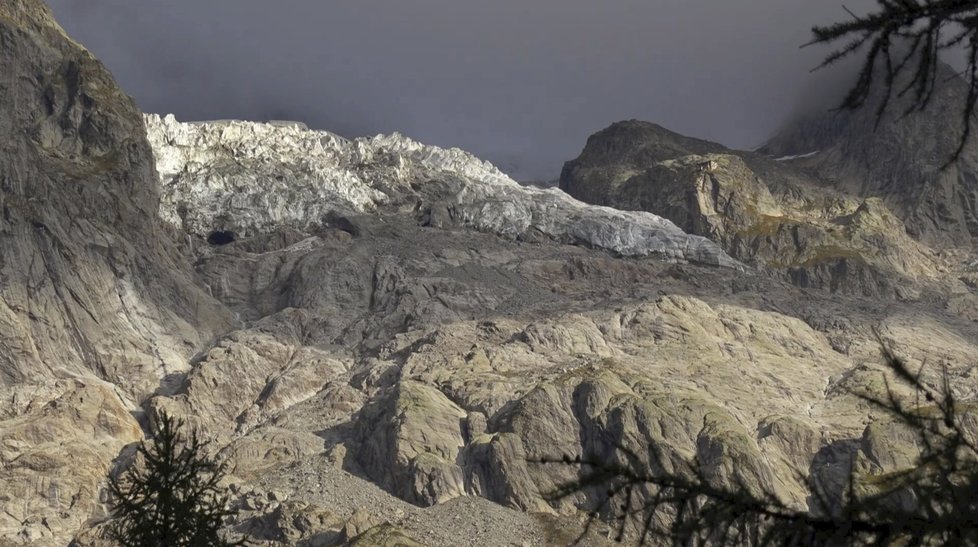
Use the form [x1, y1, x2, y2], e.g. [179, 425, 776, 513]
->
[145, 114, 739, 268]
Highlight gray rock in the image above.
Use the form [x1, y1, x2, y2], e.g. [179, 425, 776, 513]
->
[558, 121, 943, 297]
[4, 4, 978, 546]
[0, 1, 231, 543]
[761, 61, 978, 248]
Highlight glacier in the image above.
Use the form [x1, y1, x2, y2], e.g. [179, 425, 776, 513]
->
[145, 114, 739, 268]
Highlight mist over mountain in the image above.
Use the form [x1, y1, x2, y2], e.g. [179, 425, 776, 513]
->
[46, 0, 869, 180]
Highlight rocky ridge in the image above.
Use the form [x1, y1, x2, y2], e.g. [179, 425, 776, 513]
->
[0, 1, 231, 542]
[559, 120, 965, 299]
[2, 2, 978, 546]
[761, 61, 978, 247]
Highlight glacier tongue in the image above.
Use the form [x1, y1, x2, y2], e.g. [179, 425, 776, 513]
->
[145, 114, 739, 268]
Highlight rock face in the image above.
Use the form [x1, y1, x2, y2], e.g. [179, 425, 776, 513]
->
[559, 121, 948, 297]
[0, 1, 232, 543]
[4, 3, 978, 546]
[0, 2, 232, 391]
[761, 61, 978, 247]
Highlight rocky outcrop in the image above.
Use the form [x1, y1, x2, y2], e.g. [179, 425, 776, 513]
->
[559, 121, 726, 206]
[0, 1, 231, 395]
[317, 288, 978, 530]
[147, 325, 350, 443]
[4, 3, 978, 546]
[0, 381, 141, 544]
[0, 1, 232, 543]
[761, 62, 978, 247]
[559, 121, 948, 297]
[354, 381, 468, 506]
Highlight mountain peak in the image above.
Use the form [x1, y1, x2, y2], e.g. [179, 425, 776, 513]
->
[559, 120, 728, 206]
[760, 59, 978, 245]
[576, 120, 727, 164]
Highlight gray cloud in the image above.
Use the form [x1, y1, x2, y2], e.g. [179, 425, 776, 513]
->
[47, 0, 873, 180]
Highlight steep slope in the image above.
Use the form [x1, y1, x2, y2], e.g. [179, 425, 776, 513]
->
[138, 116, 978, 545]
[0, 1, 232, 543]
[559, 121, 727, 205]
[0, 1, 232, 392]
[761, 61, 978, 247]
[5, 3, 978, 546]
[134, 210, 978, 546]
[559, 121, 947, 297]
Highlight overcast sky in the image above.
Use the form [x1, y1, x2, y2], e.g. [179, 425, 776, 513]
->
[47, 1, 872, 180]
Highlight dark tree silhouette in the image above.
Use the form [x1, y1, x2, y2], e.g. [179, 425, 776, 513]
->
[538, 344, 978, 545]
[107, 412, 246, 547]
[809, 1, 978, 162]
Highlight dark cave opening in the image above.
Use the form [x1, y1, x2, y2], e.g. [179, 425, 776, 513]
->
[206, 230, 236, 246]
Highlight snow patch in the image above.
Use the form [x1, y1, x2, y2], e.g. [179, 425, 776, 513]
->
[773, 150, 820, 161]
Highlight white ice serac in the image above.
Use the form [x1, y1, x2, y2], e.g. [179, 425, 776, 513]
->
[145, 114, 740, 268]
